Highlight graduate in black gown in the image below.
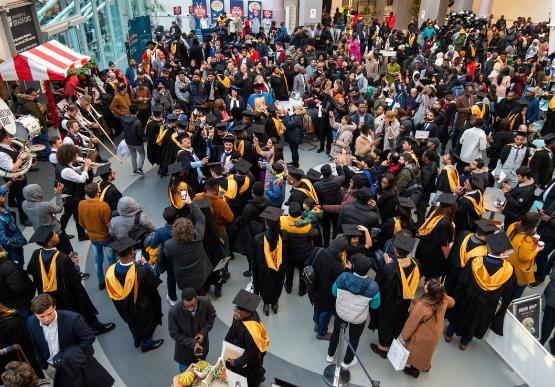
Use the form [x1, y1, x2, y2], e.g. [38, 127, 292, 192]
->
[226, 158, 255, 218]
[105, 237, 164, 352]
[157, 114, 179, 177]
[95, 163, 122, 213]
[224, 290, 270, 387]
[252, 206, 286, 316]
[26, 226, 115, 335]
[176, 132, 208, 194]
[415, 193, 456, 278]
[369, 232, 421, 358]
[444, 219, 496, 298]
[145, 106, 165, 166]
[167, 161, 195, 217]
[454, 175, 486, 234]
[445, 231, 517, 350]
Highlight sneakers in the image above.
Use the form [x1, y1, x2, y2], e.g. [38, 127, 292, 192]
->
[93, 322, 116, 335]
[98, 283, 106, 291]
[316, 332, 332, 341]
[141, 338, 164, 353]
[133, 170, 139, 176]
[166, 294, 177, 306]
[326, 354, 335, 363]
[341, 358, 358, 369]
[137, 168, 144, 175]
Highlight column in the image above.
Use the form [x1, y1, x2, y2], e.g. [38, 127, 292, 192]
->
[550, 0, 555, 54]
[272, 0, 285, 24]
[477, 0, 493, 17]
[392, 0, 415, 30]
[418, 0, 449, 26]
[453, 0, 473, 12]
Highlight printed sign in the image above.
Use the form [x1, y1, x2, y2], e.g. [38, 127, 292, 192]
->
[247, 1, 261, 21]
[230, 0, 244, 18]
[6, 4, 39, 53]
[210, 0, 224, 24]
[173, 6, 182, 15]
[511, 294, 542, 339]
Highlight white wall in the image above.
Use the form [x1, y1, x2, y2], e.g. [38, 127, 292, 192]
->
[471, 0, 551, 22]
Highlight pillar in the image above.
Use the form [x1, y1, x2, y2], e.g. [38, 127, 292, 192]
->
[418, 0, 449, 26]
[477, 0, 493, 17]
[453, 0, 473, 12]
[392, 0, 415, 30]
[272, 0, 285, 23]
[298, 0, 322, 26]
[550, 0, 555, 54]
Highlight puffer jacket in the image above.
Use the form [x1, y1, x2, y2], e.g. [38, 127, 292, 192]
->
[337, 201, 381, 232]
[109, 197, 155, 240]
[315, 177, 343, 205]
[121, 114, 144, 146]
[22, 184, 64, 233]
[0, 256, 34, 309]
[333, 272, 380, 324]
[284, 114, 304, 144]
[0, 210, 26, 249]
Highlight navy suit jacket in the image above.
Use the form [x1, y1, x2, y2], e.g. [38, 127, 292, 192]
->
[27, 310, 95, 370]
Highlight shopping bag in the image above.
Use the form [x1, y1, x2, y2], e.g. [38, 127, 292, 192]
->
[117, 139, 130, 158]
[387, 338, 409, 371]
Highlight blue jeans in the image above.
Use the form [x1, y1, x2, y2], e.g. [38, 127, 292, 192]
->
[8, 246, 24, 267]
[313, 308, 332, 336]
[91, 239, 116, 285]
[178, 363, 189, 373]
[446, 323, 472, 345]
[166, 255, 177, 301]
[32, 132, 50, 159]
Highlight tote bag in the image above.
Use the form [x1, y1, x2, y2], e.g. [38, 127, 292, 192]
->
[387, 338, 409, 371]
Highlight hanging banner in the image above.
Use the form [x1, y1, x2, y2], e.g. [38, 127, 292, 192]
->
[6, 4, 40, 53]
[192, 0, 208, 41]
[230, 0, 244, 18]
[247, 1, 261, 22]
[262, 9, 272, 32]
[209, 0, 224, 24]
[127, 15, 152, 65]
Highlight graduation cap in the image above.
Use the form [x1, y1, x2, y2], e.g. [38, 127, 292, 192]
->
[177, 119, 188, 127]
[168, 161, 189, 175]
[517, 100, 529, 107]
[476, 91, 487, 98]
[398, 197, 416, 208]
[475, 219, 498, 235]
[222, 133, 236, 142]
[235, 158, 252, 174]
[242, 111, 259, 119]
[252, 124, 266, 135]
[93, 163, 112, 178]
[253, 82, 264, 89]
[152, 105, 164, 114]
[176, 131, 191, 141]
[216, 122, 228, 130]
[166, 114, 178, 121]
[543, 133, 555, 144]
[342, 224, 363, 237]
[146, 40, 156, 46]
[232, 289, 262, 312]
[231, 85, 241, 91]
[232, 125, 247, 134]
[436, 193, 457, 207]
[195, 102, 209, 111]
[306, 168, 322, 182]
[110, 236, 139, 255]
[287, 167, 304, 180]
[469, 174, 485, 191]
[193, 198, 212, 209]
[29, 225, 55, 245]
[393, 233, 417, 254]
[259, 206, 284, 222]
[205, 113, 217, 124]
[486, 231, 514, 257]
[207, 162, 223, 171]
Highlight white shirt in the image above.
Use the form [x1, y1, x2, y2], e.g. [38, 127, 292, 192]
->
[40, 311, 60, 364]
[63, 131, 90, 147]
[61, 165, 88, 183]
[0, 143, 16, 171]
[459, 127, 487, 163]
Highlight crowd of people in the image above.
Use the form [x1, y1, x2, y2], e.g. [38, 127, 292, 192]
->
[1, 6, 555, 387]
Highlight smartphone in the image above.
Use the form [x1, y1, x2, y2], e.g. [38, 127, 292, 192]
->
[180, 190, 188, 200]
[134, 250, 142, 263]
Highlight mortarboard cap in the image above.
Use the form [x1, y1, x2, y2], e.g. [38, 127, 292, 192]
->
[252, 124, 266, 135]
[166, 114, 178, 121]
[543, 133, 555, 144]
[232, 125, 247, 134]
[252, 82, 264, 89]
[193, 198, 212, 209]
[232, 289, 262, 312]
[393, 233, 417, 254]
[216, 122, 228, 130]
[235, 158, 252, 174]
[223, 133, 236, 142]
[486, 231, 514, 256]
[195, 102, 209, 110]
[267, 104, 278, 112]
[398, 197, 416, 208]
[207, 161, 223, 170]
[94, 163, 112, 177]
[436, 193, 457, 207]
[231, 85, 241, 91]
[176, 131, 190, 141]
[287, 167, 304, 180]
[110, 236, 139, 255]
[205, 113, 217, 124]
[306, 168, 322, 182]
[475, 219, 498, 235]
[242, 111, 259, 119]
[152, 105, 164, 114]
[342, 224, 363, 237]
[469, 174, 485, 190]
[29, 225, 55, 244]
[259, 206, 284, 222]
[168, 161, 190, 175]
[176, 119, 188, 127]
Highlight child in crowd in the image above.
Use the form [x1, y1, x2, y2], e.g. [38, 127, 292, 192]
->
[295, 198, 323, 227]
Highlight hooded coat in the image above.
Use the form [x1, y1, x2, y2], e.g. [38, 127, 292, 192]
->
[310, 237, 347, 311]
[22, 184, 64, 233]
[109, 197, 155, 240]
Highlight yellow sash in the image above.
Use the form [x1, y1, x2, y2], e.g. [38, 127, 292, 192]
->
[549, 94, 555, 110]
[459, 233, 488, 267]
[222, 176, 238, 200]
[272, 118, 286, 136]
[156, 125, 167, 145]
[98, 183, 111, 202]
[39, 251, 59, 293]
[418, 210, 445, 236]
[280, 215, 312, 234]
[238, 176, 250, 194]
[169, 182, 189, 209]
[471, 256, 513, 291]
[264, 236, 283, 271]
[145, 245, 159, 266]
[297, 179, 319, 204]
[235, 140, 245, 157]
[508, 113, 518, 130]
[470, 45, 476, 58]
[243, 321, 270, 353]
[445, 165, 460, 192]
[409, 34, 415, 47]
[471, 103, 487, 118]
[464, 191, 486, 216]
[394, 217, 401, 234]
[217, 74, 231, 89]
[399, 259, 420, 299]
[171, 132, 181, 147]
[105, 264, 139, 304]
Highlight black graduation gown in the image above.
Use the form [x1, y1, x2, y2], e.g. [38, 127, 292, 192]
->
[454, 193, 482, 234]
[111, 264, 162, 340]
[369, 261, 416, 347]
[145, 118, 163, 165]
[444, 232, 485, 297]
[27, 249, 99, 324]
[200, 205, 226, 286]
[447, 256, 516, 339]
[227, 173, 254, 218]
[98, 181, 122, 213]
[177, 149, 204, 194]
[158, 127, 178, 176]
[252, 228, 287, 305]
[224, 316, 265, 387]
[435, 169, 456, 193]
[415, 218, 454, 278]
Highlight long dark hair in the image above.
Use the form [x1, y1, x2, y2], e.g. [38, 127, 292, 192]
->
[421, 278, 445, 321]
[509, 212, 541, 240]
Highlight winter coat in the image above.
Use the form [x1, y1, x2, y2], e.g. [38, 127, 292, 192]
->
[22, 184, 64, 233]
[333, 272, 380, 324]
[284, 114, 304, 144]
[109, 197, 155, 240]
[311, 238, 346, 311]
[121, 114, 144, 146]
[110, 91, 131, 118]
[0, 210, 26, 250]
[337, 201, 381, 232]
[329, 120, 356, 158]
[265, 175, 286, 207]
[0, 257, 34, 309]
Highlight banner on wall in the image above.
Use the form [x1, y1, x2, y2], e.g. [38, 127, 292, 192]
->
[262, 9, 272, 31]
[209, 0, 224, 24]
[247, 1, 261, 22]
[127, 15, 152, 64]
[230, 0, 243, 18]
[192, 0, 208, 41]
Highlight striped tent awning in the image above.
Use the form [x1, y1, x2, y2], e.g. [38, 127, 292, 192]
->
[0, 40, 90, 81]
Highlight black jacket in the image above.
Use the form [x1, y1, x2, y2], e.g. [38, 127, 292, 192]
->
[315, 176, 343, 205]
[337, 201, 381, 232]
[503, 182, 536, 220]
[121, 114, 144, 146]
[310, 238, 346, 310]
[529, 148, 554, 188]
[0, 258, 34, 309]
[168, 296, 216, 365]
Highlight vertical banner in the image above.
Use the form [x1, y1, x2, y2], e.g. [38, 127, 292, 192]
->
[247, 1, 261, 22]
[262, 9, 272, 32]
[230, 0, 244, 18]
[127, 15, 152, 64]
[192, 0, 208, 41]
[209, 0, 224, 25]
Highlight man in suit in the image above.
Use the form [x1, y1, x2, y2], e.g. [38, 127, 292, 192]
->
[453, 86, 476, 146]
[168, 287, 217, 372]
[27, 293, 114, 387]
[292, 64, 306, 95]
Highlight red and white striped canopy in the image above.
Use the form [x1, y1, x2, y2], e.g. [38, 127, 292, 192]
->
[0, 40, 90, 81]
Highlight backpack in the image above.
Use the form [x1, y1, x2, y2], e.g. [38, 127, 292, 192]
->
[400, 168, 423, 205]
[128, 212, 151, 243]
[302, 247, 324, 291]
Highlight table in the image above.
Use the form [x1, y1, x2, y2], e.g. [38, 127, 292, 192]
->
[484, 187, 506, 220]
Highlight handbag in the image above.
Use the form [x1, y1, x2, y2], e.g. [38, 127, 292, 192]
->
[128, 213, 150, 243]
[387, 338, 410, 371]
[302, 247, 323, 291]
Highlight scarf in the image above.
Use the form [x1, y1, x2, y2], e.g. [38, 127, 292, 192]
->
[394, 217, 402, 234]
[168, 181, 189, 209]
[399, 259, 420, 299]
[464, 191, 486, 216]
[243, 321, 270, 352]
[235, 140, 245, 156]
[459, 234, 488, 267]
[98, 183, 111, 202]
[105, 264, 139, 304]
[217, 75, 231, 89]
[39, 250, 59, 293]
[445, 165, 460, 192]
[222, 175, 250, 200]
[263, 235, 283, 271]
[471, 256, 513, 291]
[296, 179, 319, 204]
[280, 215, 312, 234]
[418, 209, 445, 236]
